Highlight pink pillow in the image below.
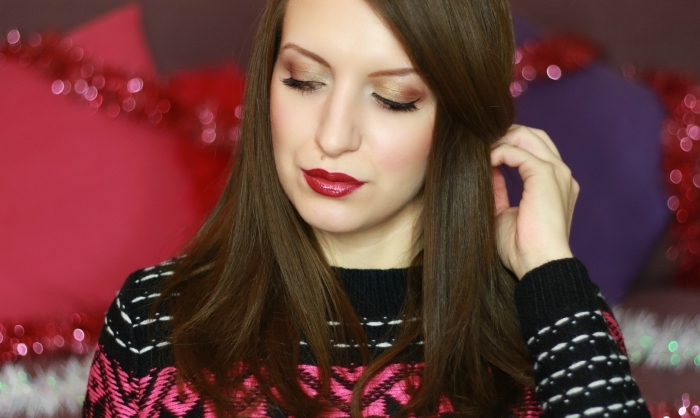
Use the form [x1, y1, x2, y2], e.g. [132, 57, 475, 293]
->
[0, 4, 208, 320]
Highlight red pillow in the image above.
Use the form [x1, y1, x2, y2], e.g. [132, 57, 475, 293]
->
[0, 4, 207, 320]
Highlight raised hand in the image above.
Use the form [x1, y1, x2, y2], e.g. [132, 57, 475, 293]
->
[490, 125, 579, 279]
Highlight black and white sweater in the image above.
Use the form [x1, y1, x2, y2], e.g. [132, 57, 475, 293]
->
[82, 258, 650, 417]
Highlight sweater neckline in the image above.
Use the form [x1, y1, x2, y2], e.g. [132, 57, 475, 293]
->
[331, 266, 408, 320]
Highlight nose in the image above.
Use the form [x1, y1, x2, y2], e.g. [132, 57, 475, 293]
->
[315, 85, 361, 157]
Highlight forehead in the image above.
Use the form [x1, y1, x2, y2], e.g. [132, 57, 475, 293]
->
[281, 0, 413, 70]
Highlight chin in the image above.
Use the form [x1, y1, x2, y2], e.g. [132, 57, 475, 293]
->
[302, 214, 361, 235]
[296, 204, 367, 236]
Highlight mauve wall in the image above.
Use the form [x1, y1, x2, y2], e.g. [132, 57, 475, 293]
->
[1, 0, 699, 76]
[510, 0, 700, 76]
[0, 0, 265, 73]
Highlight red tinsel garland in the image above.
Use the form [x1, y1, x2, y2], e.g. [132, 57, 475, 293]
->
[0, 29, 243, 214]
[636, 69, 700, 289]
[0, 29, 244, 149]
[0, 313, 102, 364]
[511, 34, 599, 96]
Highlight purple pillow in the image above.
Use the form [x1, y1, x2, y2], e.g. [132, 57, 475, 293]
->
[508, 19, 669, 302]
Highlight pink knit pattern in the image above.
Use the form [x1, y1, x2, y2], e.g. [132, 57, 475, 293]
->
[602, 310, 628, 356]
[84, 347, 542, 417]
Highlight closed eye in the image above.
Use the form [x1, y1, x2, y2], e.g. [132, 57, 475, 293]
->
[282, 77, 322, 93]
[372, 93, 418, 112]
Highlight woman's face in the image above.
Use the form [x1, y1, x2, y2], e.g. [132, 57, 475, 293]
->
[270, 0, 436, 260]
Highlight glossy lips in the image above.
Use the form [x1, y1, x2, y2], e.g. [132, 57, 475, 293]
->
[302, 168, 365, 197]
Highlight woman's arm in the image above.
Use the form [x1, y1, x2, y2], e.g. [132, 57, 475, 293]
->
[492, 126, 650, 416]
[515, 258, 650, 417]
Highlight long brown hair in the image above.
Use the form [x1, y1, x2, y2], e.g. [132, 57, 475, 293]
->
[157, 0, 534, 416]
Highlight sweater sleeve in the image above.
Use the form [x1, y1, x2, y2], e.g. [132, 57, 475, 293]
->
[514, 258, 650, 418]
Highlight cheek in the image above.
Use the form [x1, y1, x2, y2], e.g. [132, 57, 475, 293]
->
[370, 114, 433, 180]
[270, 84, 289, 147]
[270, 86, 299, 167]
[270, 82, 317, 161]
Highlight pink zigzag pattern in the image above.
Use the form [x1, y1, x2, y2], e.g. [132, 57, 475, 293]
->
[84, 346, 542, 417]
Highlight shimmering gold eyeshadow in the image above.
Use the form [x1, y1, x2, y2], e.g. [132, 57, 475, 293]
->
[373, 80, 422, 103]
[288, 66, 330, 84]
[281, 49, 424, 103]
[281, 52, 331, 83]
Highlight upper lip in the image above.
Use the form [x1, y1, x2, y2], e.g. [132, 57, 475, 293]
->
[302, 168, 363, 183]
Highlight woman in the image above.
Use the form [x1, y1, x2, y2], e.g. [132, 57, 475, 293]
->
[83, 0, 649, 416]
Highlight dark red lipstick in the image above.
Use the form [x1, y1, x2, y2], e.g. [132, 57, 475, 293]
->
[302, 168, 365, 197]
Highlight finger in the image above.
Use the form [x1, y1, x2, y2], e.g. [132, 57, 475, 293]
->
[492, 166, 510, 213]
[492, 143, 576, 232]
[490, 142, 553, 183]
[493, 125, 561, 163]
[521, 126, 562, 159]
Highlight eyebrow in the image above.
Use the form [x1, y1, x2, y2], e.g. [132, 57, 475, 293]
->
[280, 43, 416, 78]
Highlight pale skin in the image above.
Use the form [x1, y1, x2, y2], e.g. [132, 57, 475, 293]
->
[271, 0, 578, 279]
[492, 125, 578, 279]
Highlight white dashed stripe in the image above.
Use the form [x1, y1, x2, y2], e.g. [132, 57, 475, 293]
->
[569, 360, 586, 370]
[540, 357, 630, 386]
[120, 310, 132, 325]
[588, 380, 606, 389]
[129, 345, 154, 354]
[134, 315, 172, 328]
[535, 310, 601, 339]
[535, 331, 615, 366]
[552, 342, 567, 351]
[135, 273, 160, 283]
[566, 387, 584, 396]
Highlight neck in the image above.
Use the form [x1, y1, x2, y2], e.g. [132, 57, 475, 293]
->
[315, 201, 422, 269]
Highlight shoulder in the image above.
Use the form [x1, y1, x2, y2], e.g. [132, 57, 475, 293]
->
[117, 258, 178, 316]
[97, 259, 179, 375]
[112, 258, 178, 331]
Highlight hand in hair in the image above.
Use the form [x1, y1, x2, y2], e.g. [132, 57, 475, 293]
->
[490, 125, 579, 279]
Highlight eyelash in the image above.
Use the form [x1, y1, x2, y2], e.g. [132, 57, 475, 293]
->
[282, 77, 318, 93]
[281, 77, 419, 113]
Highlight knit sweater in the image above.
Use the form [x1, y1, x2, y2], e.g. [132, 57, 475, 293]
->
[82, 258, 649, 417]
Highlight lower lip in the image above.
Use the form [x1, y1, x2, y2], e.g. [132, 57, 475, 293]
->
[302, 171, 364, 198]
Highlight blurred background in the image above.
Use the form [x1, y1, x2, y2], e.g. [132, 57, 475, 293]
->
[1, 0, 699, 416]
